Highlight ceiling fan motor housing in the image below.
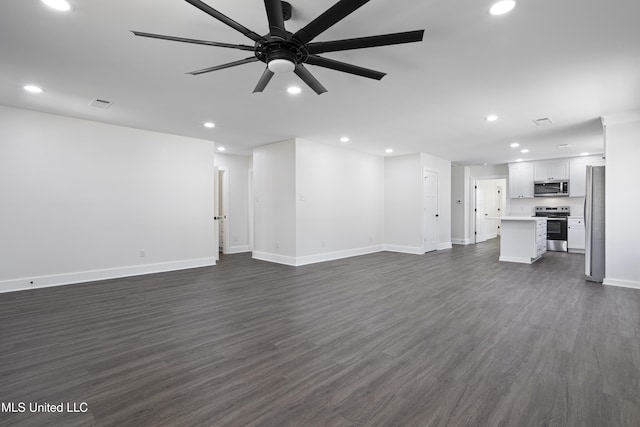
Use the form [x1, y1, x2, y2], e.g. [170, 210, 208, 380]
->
[255, 36, 308, 68]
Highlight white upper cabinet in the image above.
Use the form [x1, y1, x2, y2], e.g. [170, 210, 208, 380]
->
[534, 162, 569, 182]
[509, 164, 534, 198]
[569, 155, 605, 197]
[569, 161, 587, 197]
[510, 155, 604, 199]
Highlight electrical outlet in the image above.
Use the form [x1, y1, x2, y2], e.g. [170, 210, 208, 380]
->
[275, 242, 279, 249]
[139, 250, 146, 258]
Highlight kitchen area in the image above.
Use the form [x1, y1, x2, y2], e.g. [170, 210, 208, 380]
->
[487, 153, 605, 282]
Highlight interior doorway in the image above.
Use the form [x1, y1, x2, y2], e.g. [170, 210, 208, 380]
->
[472, 178, 506, 244]
[215, 166, 229, 255]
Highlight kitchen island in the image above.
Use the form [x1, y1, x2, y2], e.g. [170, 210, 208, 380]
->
[487, 217, 548, 264]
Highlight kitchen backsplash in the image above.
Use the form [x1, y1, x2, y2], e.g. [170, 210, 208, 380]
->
[509, 196, 585, 217]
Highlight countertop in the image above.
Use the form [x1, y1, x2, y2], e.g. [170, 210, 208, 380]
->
[485, 216, 547, 221]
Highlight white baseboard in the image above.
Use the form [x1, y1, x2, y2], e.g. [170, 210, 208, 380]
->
[252, 251, 298, 266]
[437, 242, 453, 250]
[384, 245, 424, 255]
[253, 245, 385, 267]
[0, 257, 217, 294]
[452, 238, 474, 245]
[499, 256, 536, 264]
[603, 277, 640, 290]
[225, 245, 250, 254]
[295, 245, 385, 266]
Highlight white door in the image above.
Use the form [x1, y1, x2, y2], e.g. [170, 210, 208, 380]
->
[423, 169, 438, 253]
[213, 166, 220, 262]
[475, 182, 487, 243]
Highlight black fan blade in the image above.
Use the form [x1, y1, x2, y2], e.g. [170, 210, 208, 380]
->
[293, 0, 370, 45]
[253, 68, 275, 93]
[294, 64, 327, 94]
[131, 31, 255, 51]
[306, 55, 385, 80]
[264, 0, 287, 40]
[187, 57, 259, 75]
[307, 30, 424, 54]
[184, 0, 264, 42]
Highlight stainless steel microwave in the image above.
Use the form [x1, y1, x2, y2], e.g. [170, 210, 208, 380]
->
[534, 181, 569, 197]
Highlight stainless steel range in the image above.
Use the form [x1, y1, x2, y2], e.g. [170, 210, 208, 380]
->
[534, 206, 570, 252]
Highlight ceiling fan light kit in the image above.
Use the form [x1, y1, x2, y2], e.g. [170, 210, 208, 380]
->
[267, 58, 295, 74]
[132, 0, 425, 94]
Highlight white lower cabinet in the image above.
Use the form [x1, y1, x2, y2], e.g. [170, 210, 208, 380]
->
[497, 218, 547, 264]
[568, 217, 585, 252]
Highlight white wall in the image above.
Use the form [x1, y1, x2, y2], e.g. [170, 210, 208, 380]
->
[296, 139, 384, 263]
[384, 154, 423, 252]
[421, 153, 452, 250]
[602, 112, 640, 289]
[214, 153, 252, 253]
[384, 153, 452, 253]
[0, 105, 215, 293]
[252, 139, 297, 264]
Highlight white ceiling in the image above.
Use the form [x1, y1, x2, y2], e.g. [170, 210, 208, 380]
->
[1, 0, 639, 165]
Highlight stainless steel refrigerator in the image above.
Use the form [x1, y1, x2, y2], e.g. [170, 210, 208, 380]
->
[585, 165, 605, 282]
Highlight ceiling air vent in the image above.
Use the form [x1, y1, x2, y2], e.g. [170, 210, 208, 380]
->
[533, 117, 553, 126]
[89, 99, 113, 109]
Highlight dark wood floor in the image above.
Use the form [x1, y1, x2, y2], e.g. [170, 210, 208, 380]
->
[1, 239, 639, 427]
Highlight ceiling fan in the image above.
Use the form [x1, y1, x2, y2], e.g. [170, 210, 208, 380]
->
[132, 0, 425, 94]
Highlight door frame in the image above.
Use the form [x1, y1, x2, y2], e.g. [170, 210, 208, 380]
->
[213, 165, 220, 262]
[470, 176, 507, 244]
[217, 166, 230, 255]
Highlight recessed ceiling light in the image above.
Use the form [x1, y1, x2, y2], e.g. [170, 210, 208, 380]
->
[490, 0, 516, 16]
[580, 152, 590, 156]
[42, 0, 71, 11]
[287, 86, 302, 95]
[217, 146, 226, 152]
[23, 85, 44, 94]
[515, 158, 523, 162]
[510, 142, 520, 148]
[485, 115, 498, 122]
[340, 137, 349, 143]
[385, 148, 393, 154]
[520, 149, 529, 153]
[204, 122, 215, 128]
